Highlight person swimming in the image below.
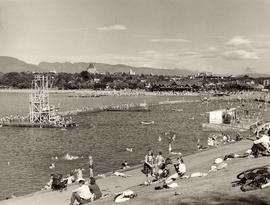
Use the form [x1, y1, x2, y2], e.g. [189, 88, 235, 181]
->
[121, 161, 130, 169]
[49, 163, 55, 169]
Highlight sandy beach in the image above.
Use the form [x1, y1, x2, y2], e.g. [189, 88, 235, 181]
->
[1, 139, 269, 205]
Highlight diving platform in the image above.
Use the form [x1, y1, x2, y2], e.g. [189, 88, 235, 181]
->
[0, 74, 77, 128]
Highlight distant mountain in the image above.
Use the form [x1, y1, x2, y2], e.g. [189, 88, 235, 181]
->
[38, 61, 198, 76]
[243, 72, 270, 78]
[242, 67, 270, 78]
[0, 56, 41, 73]
[0, 56, 198, 76]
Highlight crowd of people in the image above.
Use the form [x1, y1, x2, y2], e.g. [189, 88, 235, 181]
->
[42, 155, 103, 205]
[142, 149, 186, 187]
[0, 114, 27, 125]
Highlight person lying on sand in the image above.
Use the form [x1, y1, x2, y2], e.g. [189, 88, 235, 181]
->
[112, 171, 131, 178]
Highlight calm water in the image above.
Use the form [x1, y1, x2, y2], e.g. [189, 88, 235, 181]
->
[0, 92, 261, 200]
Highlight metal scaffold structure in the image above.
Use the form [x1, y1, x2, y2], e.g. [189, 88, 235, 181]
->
[29, 74, 51, 125]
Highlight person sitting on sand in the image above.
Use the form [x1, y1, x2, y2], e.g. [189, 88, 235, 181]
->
[75, 168, 84, 182]
[70, 179, 94, 205]
[165, 157, 186, 184]
[157, 158, 171, 180]
[88, 177, 102, 200]
[43, 174, 54, 190]
[251, 131, 270, 157]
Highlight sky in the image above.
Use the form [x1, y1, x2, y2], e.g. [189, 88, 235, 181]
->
[1, 0, 270, 74]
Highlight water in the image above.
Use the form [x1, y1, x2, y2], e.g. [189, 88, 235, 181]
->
[0, 92, 263, 200]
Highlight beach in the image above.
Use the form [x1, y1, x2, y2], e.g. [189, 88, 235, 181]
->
[0, 89, 270, 202]
[1, 139, 269, 205]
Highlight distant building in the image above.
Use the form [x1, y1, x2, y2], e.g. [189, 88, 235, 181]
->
[87, 63, 98, 74]
[129, 68, 136, 75]
[196, 72, 212, 77]
[93, 78, 100, 83]
[263, 79, 270, 87]
[49, 70, 57, 74]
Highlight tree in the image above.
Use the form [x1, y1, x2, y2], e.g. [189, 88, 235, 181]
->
[80, 71, 90, 80]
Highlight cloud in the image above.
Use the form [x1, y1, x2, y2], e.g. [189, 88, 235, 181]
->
[222, 49, 259, 60]
[207, 47, 217, 52]
[178, 51, 200, 57]
[96, 24, 127, 31]
[225, 36, 252, 50]
[139, 50, 158, 55]
[149, 38, 190, 43]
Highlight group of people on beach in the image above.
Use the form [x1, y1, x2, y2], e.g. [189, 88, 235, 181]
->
[206, 132, 243, 148]
[43, 155, 100, 204]
[142, 149, 186, 186]
[69, 177, 102, 205]
[250, 129, 270, 158]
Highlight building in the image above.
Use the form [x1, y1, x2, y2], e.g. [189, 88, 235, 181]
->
[87, 63, 98, 74]
[129, 68, 136, 75]
[263, 79, 270, 87]
[208, 108, 236, 124]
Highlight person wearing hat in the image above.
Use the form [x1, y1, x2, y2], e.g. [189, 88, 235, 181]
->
[69, 179, 94, 205]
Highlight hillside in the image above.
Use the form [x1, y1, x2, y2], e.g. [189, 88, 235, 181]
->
[0, 56, 41, 73]
[38, 62, 198, 76]
[0, 56, 198, 76]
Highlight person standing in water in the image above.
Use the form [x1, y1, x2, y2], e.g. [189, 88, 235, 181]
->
[169, 142, 172, 153]
[89, 155, 94, 178]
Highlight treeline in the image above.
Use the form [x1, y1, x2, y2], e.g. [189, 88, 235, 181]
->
[0, 71, 268, 92]
[0, 71, 152, 90]
[0, 72, 34, 89]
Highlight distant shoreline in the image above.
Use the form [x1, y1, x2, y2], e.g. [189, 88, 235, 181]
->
[0, 88, 201, 96]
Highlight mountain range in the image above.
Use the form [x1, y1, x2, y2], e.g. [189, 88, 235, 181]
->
[0, 56, 198, 76]
[0, 56, 270, 77]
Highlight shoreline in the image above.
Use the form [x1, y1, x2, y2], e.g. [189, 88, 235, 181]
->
[0, 135, 249, 202]
[0, 88, 200, 96]
[1, 139, 266, 205]
[0, 91, 268, 203]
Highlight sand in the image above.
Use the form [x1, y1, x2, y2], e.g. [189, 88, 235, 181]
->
[1, 139, 269, 205]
